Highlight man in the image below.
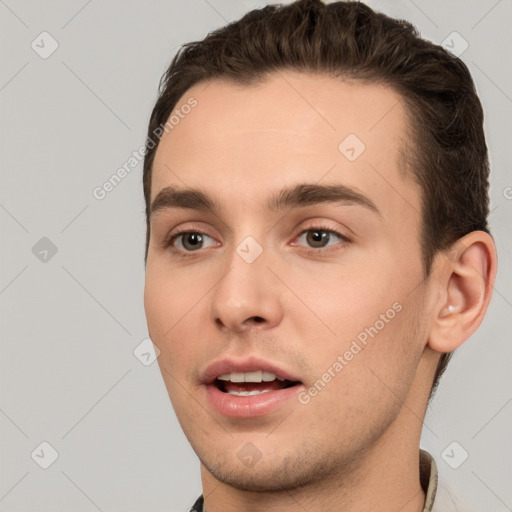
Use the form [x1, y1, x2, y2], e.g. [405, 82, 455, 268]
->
[142, 1, 497, 510]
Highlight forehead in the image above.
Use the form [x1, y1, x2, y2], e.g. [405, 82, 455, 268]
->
[151, 71, 418, 220]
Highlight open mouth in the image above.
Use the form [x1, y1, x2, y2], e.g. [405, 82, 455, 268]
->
[214, 371, 300, 396]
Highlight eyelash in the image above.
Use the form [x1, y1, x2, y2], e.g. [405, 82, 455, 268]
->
[295, 225, 351, 253]
[164, 223, 350, 258]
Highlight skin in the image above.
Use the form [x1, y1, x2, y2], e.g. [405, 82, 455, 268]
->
[144, 71, 497, 512]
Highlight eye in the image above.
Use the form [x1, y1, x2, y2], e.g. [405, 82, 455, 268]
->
[167, 231, 218, 252]
[293, 226, 349, 251]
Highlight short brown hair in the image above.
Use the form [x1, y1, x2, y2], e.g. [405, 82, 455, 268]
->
[142, 0, 490, 396]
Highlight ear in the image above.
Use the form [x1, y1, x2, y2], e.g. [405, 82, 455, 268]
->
[428, 231, 497, 353]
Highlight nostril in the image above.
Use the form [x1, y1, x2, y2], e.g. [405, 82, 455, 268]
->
[252, 316, 265, 323]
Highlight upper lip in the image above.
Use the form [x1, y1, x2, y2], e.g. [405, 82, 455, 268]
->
[201, 356, 302, 384]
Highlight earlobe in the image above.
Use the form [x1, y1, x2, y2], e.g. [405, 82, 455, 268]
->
[428, 231, 497, 354]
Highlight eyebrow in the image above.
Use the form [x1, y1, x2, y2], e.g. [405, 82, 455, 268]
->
[150, 183, 380, 217]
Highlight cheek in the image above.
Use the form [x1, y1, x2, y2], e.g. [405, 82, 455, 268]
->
[300, 267, 395, 345]
[300, 269, 424, 405]
[144, 264, 221, 390]
[300, 309, 423, 443]
[145, 273, 201, 419]
[144, 267, 195, 374]
[144, 263, 200, 337]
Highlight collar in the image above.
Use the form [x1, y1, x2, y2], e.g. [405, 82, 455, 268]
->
[190, 449, 439, 512]
[420, 449, 438, 511]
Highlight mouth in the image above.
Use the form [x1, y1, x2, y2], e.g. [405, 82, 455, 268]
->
[214, 370, 300, 396]
[202, 359, 304, 418]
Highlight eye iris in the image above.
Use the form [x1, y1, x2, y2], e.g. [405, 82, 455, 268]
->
[307, 230, 329, 248]
[183, 233, 203, 251]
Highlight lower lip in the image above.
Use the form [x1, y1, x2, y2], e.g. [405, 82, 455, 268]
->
[205, 383, 304, 418]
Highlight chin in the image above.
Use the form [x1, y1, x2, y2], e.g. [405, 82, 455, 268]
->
[204, 460, 312, 492]
[198, 443, 344, 493]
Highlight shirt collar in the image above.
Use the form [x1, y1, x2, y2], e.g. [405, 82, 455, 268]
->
[420, 449, 438, 512]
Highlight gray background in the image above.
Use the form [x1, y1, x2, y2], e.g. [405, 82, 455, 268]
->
[1, 0, 511, 510]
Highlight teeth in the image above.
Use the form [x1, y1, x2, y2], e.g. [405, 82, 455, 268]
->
[245, 370, 262, 382]
[227, 389, 272, 396]
[217, 371, 284, 383]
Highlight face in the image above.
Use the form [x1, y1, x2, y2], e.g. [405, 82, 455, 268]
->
[144, 72, 434, 492]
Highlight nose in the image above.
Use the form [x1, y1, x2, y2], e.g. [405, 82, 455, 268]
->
[210, 243, 284, 334]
